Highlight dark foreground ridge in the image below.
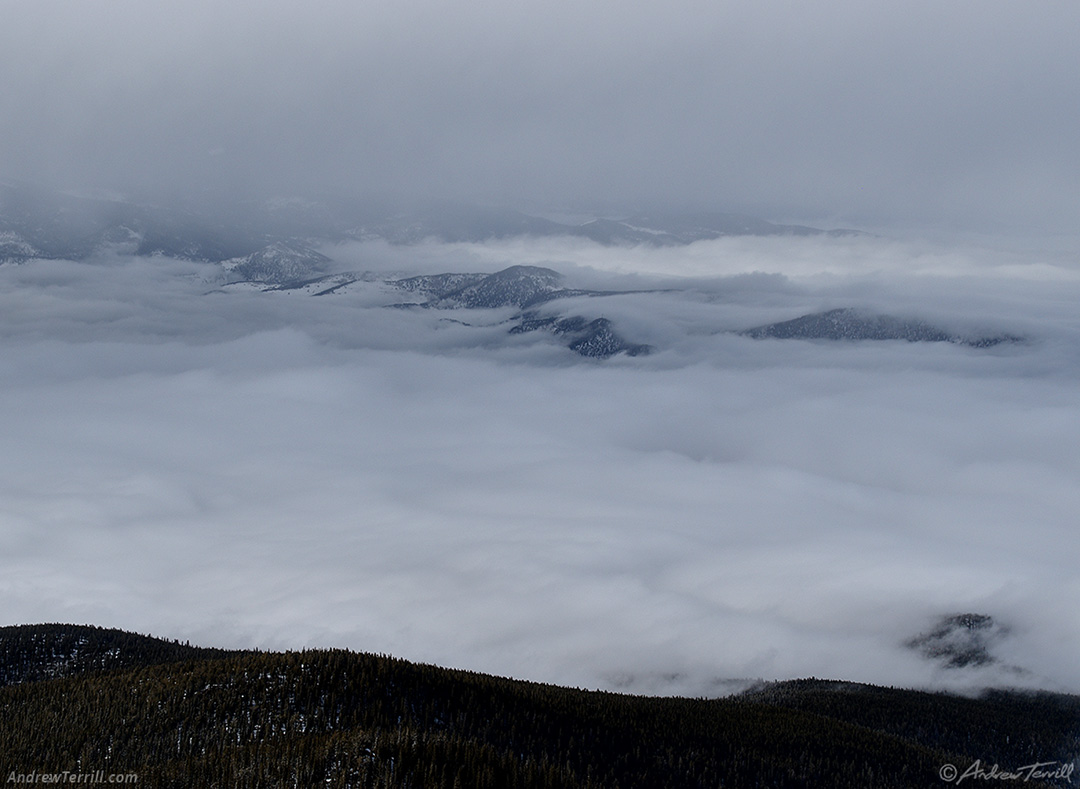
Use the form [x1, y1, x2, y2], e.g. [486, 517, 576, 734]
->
[2, 624, 1078, 788]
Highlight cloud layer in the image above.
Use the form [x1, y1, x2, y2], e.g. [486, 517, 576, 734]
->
[3, 1, 1080, 231]
[1, 235, 1078, 695]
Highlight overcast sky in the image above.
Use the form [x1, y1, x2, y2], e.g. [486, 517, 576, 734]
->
[3, 1, 1080, 231]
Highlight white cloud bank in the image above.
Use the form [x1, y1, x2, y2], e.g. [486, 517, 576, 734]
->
[1, 235, 1079, 696]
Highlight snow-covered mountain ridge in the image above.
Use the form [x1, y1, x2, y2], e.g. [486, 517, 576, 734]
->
[213, 263, 1026, 360]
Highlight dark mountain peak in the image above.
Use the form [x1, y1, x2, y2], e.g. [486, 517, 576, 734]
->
[432, 265, 563, 309]
[481, 264, 561, 287]
[223, 242, 331, 285]
[567, 317, 651, 358]
[906, 613, 1009, 669]
[0, 230, 42, 264]
[742, 307, 948, 342]
[511, 312, 651, 358]
[742, 307, 1023, 347]
[389, 271, 489, 300]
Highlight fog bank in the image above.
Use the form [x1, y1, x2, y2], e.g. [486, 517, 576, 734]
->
[1, 236, 1078, 695]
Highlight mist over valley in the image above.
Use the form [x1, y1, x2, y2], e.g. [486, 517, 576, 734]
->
[1, 189, 1077, 697]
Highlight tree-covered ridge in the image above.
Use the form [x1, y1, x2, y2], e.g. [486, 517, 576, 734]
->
[743, 679, 1080, 781]
[0, 625, 1075, 788]
[0, 623, 236, 688]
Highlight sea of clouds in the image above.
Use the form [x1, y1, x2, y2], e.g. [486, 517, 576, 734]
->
[1, 233, 1078, 696]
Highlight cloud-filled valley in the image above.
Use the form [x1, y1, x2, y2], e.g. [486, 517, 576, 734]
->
[2, 233, 1078, 696]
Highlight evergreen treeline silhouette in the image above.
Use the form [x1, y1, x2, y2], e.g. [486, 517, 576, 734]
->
[1, 624, 1077, 788]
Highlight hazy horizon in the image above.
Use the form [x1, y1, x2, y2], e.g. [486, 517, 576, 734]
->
[3, 1, 1080, 234]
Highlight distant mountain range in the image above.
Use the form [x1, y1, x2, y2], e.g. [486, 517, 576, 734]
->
[227, 264, 654, 359]
[1, 181, 1024, 358]
[1, 623, 1076, 788]
[0, 181, 259, 263]
[218, 265, 1024, 359]
[0, 180, 861, 266]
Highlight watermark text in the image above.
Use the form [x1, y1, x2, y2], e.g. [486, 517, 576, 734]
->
[7, 771, 138, 785]
[940, 759, 1075, 784]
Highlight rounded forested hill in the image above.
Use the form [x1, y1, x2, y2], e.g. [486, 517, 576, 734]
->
[0, 623, 235, 687]
[1, 624, 1076, 788]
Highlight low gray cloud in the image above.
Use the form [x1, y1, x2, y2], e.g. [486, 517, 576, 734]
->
[1, 234, 1078, 695]
[2, 1, 1080, 231]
